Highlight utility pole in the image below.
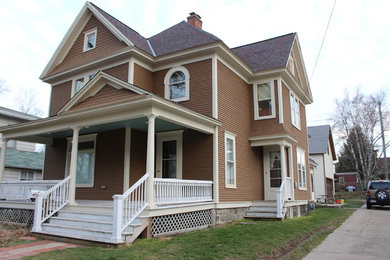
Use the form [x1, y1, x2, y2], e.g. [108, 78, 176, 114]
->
[379, 101, 388, 180]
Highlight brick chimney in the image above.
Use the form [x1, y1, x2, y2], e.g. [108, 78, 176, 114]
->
[187, 12, 202, 29]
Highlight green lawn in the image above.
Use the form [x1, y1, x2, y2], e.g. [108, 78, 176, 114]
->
[25, 208, 354, 260]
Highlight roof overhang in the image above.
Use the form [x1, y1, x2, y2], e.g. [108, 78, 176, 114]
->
[249, 134, 297, 147]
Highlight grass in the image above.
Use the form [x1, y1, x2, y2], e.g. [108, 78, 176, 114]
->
[336, 191, 366, 209]
[25, 208, 355, 260]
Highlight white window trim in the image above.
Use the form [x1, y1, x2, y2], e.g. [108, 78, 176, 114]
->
[71, 71, 97, 97]
[288, 57, 295, 76]
[20, 170, 35, 181]
[253, 79, 276, 120]
[297, 147, 307, 190]
[164, 66, 190, 102]
[156, 131, 183, 179]
[65, 133, 97, 188]
[83, 28, 97, 52]
[225, 131, 237, 189]
[290, 91, 301, 130]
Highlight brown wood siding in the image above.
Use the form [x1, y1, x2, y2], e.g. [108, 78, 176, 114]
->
[49, 15, 127, 76]
[134, 63, 153, 92]
[43, 138, 67, 180]
[250, 80, 286, 137]
[103, 63, 129, 82]
[49, 81, 72, 116]
[183, 130, 213, 181]
[77, 129, 125, 200]
[129, 129, 147, 186]
[152, 59, 212, 117]
[68, 85, 141, 112]
[217, 61, 263, 202]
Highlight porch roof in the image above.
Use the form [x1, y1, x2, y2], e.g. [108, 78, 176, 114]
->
[0, 95, 220, 143]
[249, 134, 297, 147]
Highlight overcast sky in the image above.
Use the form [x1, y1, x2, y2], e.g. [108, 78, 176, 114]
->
[0, 0, 389, 145]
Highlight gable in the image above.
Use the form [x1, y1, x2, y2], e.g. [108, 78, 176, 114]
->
[48, 15, 127, 76]
[68, 84, 142, 112]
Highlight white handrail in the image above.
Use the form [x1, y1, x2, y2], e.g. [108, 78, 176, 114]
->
[0, 180, 59, 201]
[111, 172, 149, 243]
[31, 176, 71, 232]
[154, 178, 213, 205]
[276, 180, 286, 218]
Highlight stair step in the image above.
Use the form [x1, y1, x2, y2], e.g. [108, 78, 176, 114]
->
[245, 212, 280, 218]
[58, 211, 113, 222]
[248, 207, 277, 213]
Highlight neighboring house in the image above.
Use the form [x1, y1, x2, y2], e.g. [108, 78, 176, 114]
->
[0, 2, 313, 244]
[334, 172, 359, 191]
[0, 107, 43, 181]
[376, 157, 390, 179]
[308, 125, 337, 199]
[309, 157, 318, 201]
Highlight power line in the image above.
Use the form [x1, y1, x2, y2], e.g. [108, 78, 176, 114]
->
[310, 0, 337, 81]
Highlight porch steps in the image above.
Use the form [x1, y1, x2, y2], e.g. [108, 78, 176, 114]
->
[36, 210, 147, 244]
[245, 203, 285, 220]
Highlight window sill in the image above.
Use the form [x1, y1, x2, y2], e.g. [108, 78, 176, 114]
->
[298, 187, 307, 191]
[292, 123, 301, 131]
[169, 97, 189, 102]
[254, 115, 276, 120]
[225, 184, 237, 189]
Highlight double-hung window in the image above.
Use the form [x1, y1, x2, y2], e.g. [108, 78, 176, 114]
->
[254, 80, 275, 119]
[20, 171, 34, 181]
[225, 132, 236, 188]
[72, 72, 97, 96]
[297, 148, 306, 189]
[290, 93, 300, 129]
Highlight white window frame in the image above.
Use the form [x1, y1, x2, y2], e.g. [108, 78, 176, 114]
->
[339, 177, 345, 185]
[65, 133, 97, 188]
[297, 148, 306, 190]
[156, 131, 183, 179]
[290, 92, 301, 129]
[20, 170, 34, 181]
[83, 28, 97, 52]
[71, 72, 97, 97]
[225, 131, 237, 189]
[253, 79, 276, 120]
[164, 66, 190, 102]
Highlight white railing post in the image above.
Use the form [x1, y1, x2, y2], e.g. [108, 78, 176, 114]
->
[32, 193, 44, 232]
[276, 181, 285, 218]
[0, 137, 8, 182]
[146, 114, 157, 208]
[112, 194, 124, 243]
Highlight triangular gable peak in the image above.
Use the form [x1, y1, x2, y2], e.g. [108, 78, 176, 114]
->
[58, 71, 150, 114]
[40, 1, 135, 80]
[286, 34, 313, 103]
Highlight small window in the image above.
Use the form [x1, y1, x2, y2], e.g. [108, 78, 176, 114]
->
[339, 177, 345, 185]
[83, 29, 97, 52]
[290, 93, 300, 129]
[297, 148, 306, 189]
[20, 171, 34, 181]
[225, 132, 236, 188]
[253, 80, 275, 119]
[164, 66, 190, 102]
[7, 140, 16, 149]
[74, 78, 85, 94]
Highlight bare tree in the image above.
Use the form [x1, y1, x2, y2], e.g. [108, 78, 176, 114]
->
[14, 88, 44, 117]
[333, 89, 388, 188]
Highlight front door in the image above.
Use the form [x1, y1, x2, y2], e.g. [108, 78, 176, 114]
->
[156, 131, 183, 179]
[264, 147, 282, 200]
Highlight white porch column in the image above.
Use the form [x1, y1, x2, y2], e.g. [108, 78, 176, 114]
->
[123, 127, 131, 192]
[213, 126, 219, 203]
[146, 114, 157, 208]
[0, 138, 7, 182]
[280, 144, 286, 182]
[69, 126, 81, 205]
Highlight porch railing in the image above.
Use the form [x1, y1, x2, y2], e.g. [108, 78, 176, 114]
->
[276, 180, 286, 218]
[112, 173, 149, 243]
[0, 180, 59, 201]
[154, 178, 213, 205]
[32, 176, 71, 232]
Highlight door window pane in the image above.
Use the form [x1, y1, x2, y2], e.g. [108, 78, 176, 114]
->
[162, 140, 177, 178]
[76, 152, 94, 185]
[269, 151, 281, 188]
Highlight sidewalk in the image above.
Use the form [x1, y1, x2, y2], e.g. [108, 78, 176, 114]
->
[0, 240, 79, 259]
[304, 207, 390, 260]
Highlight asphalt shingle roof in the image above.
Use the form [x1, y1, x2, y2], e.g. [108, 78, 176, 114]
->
[231, 33, 296, 72]
[308, 125, 330, 155]
[0, 148, 44, 171]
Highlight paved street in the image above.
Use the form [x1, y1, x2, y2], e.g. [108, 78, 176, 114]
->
[304, 206, 390, 260]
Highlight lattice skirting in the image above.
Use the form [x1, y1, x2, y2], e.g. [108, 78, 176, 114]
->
[0, 208, 34, 227]
[152, 209, 214, 237]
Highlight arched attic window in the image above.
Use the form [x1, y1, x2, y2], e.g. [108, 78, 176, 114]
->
[164, 66, 190, 102]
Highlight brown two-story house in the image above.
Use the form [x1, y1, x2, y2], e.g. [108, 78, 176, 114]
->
[0, 2, 313, 244]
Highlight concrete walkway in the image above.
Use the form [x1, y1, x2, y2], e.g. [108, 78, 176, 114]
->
[0, 240, 79, 259]
[304, 206, 390, 260]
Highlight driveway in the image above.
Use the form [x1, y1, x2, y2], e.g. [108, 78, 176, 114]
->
[304, 206, 390, 260]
